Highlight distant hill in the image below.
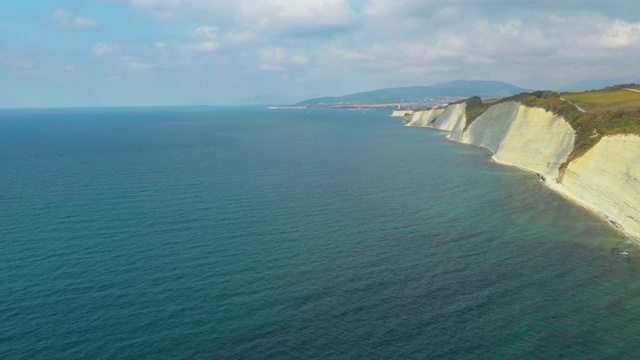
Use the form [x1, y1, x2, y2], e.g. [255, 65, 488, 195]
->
[295, 80, 532, 106]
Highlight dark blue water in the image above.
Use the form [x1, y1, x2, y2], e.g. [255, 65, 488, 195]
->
[2, 106, 640, 359]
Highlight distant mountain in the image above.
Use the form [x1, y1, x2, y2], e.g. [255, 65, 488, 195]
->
[557, 77, 640, 92]
[295, 80, 532, 106]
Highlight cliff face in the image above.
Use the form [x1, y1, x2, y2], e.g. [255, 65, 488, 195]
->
[430, 103, 466, 131]
[403, 100, 640, 241]
[552, 135, 640, 237]
[404, 109, 445, 127]
[460, 102, 575, 179]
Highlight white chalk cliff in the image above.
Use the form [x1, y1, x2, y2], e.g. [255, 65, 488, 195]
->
[404, 108, 445, 127]
[404, 100, 640, 241]
[391, 110, 413, 117]
[430, 103, 466, 131]
[460, 102, 575, 180]
[551, 135, 640, 238]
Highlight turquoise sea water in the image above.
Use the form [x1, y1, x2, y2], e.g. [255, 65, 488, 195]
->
[2, 106, 640, 359]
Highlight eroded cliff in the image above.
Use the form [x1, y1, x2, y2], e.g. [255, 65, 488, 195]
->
[459, 102, 575, 179]
[402, 97, 640, 241]
[404, 109, 445, 127]
[430, 103, 466, 131]
[552, 135, 640, 238]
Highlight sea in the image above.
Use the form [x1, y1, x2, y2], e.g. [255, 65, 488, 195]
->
[1, 106, 640, 359]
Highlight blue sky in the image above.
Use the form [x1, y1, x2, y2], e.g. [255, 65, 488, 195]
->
[2, 0, 640, 107]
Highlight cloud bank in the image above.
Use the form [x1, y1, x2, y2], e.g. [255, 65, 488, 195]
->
[3, 0, 640, 107]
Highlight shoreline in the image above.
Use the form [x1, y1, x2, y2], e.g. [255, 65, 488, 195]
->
[545, 181, 630, 236]
[419, 125, 636, 242]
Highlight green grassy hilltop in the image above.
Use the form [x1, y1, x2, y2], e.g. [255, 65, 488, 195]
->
[547, 86, 640, 165]
[562, 86, 640, 113]
[459, 85, 640, 167]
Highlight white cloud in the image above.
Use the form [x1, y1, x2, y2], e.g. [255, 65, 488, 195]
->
[91, 43, 120, 56]
[593, 20, 640, 48]
[194, 25, 218, 38]
[291, 55, 309, 65]
[185, 26, 220, 53]
[128, 0, 355, 32]
[257, 47, 311, 71]
[259, 63, 285, 72]
[74, 17, 99, 29]
[326, 45, 373, 62]
[12, 0, 640, 106]
[259, 47, 286, 64]
[223, 31, 259, 45]
[51, 10, 99, 29]
[191, 42, 219, 52]
[125, 61, 155, 70]
[239, 0, 355, 31]
[130, 0, 235, 21]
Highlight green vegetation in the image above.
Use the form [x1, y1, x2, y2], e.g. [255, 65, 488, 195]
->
[463, 96, 492, 129]
[461, 88, 640, 171]
[567, 109, 640, 162]
[561, 87, 640, 113]
[463, 91, 574, 130]
[510, 91, 578, 117]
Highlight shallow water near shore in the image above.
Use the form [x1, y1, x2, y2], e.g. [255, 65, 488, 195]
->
[1, 106, 640, 359]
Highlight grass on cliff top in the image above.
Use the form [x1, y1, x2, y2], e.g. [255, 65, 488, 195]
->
[461, 89, 640, 171]
[561, 87, 640, 113]
[463, 96, 493, 129]
[448, 84, 640, 172]
[463, 91, 571, 130]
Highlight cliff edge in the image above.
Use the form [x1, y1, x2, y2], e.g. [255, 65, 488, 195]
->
[551, 135, 640, 237]
[404, 108, 445, 127]
[403, 92, 640, 241]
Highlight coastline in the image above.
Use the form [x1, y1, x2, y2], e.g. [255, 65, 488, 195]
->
[463, 137, 632, 239]
[402, 105, 640, 243]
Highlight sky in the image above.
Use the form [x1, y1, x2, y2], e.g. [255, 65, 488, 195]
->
[2, 0, 640, 107]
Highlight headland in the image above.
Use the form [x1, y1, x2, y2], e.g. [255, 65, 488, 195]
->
[398, 86, 640, 241]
